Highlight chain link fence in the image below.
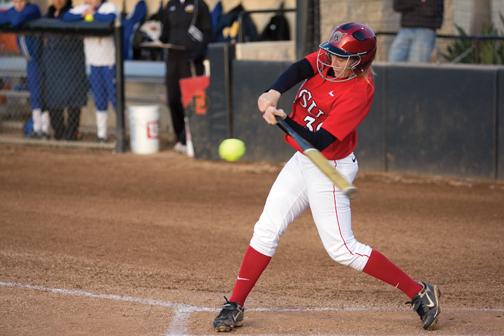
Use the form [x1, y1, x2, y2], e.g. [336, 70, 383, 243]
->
[0, 19, 126, 150]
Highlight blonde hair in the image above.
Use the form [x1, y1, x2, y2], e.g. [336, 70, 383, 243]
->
[357, 67, 374, 85]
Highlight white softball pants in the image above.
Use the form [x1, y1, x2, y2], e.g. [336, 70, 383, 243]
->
[250, 151, 372, 272]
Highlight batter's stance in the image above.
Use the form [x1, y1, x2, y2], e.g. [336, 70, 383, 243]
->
[213, 22, 441, 332]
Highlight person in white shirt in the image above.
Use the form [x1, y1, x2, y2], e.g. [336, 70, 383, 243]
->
[63, 0, 117, 142]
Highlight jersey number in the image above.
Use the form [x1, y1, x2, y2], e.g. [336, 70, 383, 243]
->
[304, 116, 323, 132]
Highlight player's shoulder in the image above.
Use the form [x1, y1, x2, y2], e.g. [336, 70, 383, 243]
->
[344, 75, 375, 102]
[303, 51, 319, 72]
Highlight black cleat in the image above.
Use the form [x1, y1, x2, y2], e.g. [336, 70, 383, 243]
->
[213, 297, 244, 332]
[407, 281, 441, 330]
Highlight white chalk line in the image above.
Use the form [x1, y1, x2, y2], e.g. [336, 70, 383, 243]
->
[1, 280, 503, 336]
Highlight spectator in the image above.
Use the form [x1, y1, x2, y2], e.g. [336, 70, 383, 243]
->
[388, 0, 444, 63]
[63, 0, 117, 143]
[122, 0, 146, 60]
[159, 0, 212, 154]
[43, 0, 88, 141]
[0, 0, 50, 139]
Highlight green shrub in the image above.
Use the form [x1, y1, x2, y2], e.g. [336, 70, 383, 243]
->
[442, 13, 504, 64]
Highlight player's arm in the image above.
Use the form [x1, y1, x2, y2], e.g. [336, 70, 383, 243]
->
[11, 4, 41, 27]
[258, 59, 313, 112]
[283, 118, 336, 150]
[262, 107, 336, 151]
[93, 12, 116, 22]
[0, 9, 12, 26]
[62, 6, 86, 21]
[269, 59, 313, 94]
[93, 3, 116, 22]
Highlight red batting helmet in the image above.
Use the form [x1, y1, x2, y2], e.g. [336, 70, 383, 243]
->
[317, 22, 377, 82]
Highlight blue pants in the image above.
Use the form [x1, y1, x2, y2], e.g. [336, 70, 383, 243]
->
[26, 59, 43, 110]
[388, 28, 436, 63]
[89, 65, 116, 111]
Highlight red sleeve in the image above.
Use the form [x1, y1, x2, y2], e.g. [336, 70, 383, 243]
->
[322, 78, 375, 141]
[304, 51, 319, 73]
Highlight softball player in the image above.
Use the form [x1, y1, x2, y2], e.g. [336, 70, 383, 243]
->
[63, 0, 117, 142]
[0, 0, 49, 138]
[213, 22, 441, 332]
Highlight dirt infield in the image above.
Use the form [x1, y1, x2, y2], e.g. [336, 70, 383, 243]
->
[1, 144, 503, 335]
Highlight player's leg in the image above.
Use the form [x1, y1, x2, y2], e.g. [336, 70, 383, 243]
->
[213, 152, 309, 332]
[26, 59, 43, 137]
[307, 153, 440, 329]
[106, 65, 116, 111]
[89, 66, 108, 142]
[306, 152, 372, 270]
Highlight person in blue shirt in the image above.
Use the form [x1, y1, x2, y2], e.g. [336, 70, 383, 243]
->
[0, 0, 49, 139]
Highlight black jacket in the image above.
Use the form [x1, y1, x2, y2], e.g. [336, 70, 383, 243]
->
[393, 0, 444, 30]
[43, 1, 87, 108]
[160, 0, 212, 60]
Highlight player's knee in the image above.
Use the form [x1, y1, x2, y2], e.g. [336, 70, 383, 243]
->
[250, 231, 277, 257]
[325, 239, 371, 271]
[249, 214, 282, 257]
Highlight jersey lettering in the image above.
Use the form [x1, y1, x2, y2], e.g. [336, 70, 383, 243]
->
[297, 88, 325, 118]
[307, 100, 317, 114]
[299, 89, 312, 108]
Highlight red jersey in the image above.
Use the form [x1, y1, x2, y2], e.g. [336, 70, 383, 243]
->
[285, 52, 375, 160]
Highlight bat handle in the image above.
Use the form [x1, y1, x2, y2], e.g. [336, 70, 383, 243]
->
[275, 117, 289, 134]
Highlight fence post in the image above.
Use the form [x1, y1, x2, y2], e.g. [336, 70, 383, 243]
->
[114, 18, 126, 152]
[296, 0, 320, 60]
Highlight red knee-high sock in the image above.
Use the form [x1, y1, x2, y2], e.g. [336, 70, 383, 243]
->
[229, 246, 272, 306]
[363, 250, 423, 299]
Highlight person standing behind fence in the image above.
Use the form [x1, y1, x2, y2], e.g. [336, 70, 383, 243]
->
[43, 0, 88, 141]
[159, 0, 212, 154]
[388, 0, 444, 63]
[122, 0, 147, 60]
[63, 0, 117, 143]
[0, 0, 50, 139]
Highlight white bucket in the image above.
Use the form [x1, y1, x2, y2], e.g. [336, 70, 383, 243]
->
[129, 105, 160, 155]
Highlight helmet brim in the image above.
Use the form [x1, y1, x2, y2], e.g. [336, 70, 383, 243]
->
[319, 41, 368, 58]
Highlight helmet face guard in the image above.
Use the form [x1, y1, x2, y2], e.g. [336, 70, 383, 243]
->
[316, 22, 377, 82]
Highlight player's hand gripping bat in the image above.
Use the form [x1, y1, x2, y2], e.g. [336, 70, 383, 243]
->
[276, 117, 357, 196]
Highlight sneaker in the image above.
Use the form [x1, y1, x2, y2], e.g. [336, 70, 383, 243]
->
[96, 137, 107, 144]
[213, 297, 244, 332]
[41, 132, 49, 140]
[173, 142, 187, 155]
[407, 281, 441, 330]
